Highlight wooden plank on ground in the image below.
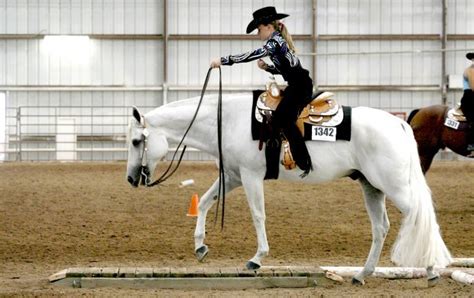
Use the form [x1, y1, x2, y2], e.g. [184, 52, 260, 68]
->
[48, 269, 67, 282]
[100, 267, 119, 278]
[152, 267, 170, 277]
[78, 276, 313, 289]
[135, 267, 153, 278]
[118, 267, 136, 278]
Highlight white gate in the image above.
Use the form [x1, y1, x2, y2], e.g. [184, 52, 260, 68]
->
[56, 117, 77, 161]
[0, 92, 5, 162]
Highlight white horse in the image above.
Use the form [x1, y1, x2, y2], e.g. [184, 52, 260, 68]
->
[126, 93, 452, 285]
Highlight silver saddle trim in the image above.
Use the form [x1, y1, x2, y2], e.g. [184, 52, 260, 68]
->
[308, 107, 344, 127]
[308, 92, 339, 116]
[256, 97, 274, 111]
[309, 102, 340, 116]
[255, 93, 277, 123]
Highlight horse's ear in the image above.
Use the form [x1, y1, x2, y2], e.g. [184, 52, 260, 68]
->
[132, 106, 142, 123]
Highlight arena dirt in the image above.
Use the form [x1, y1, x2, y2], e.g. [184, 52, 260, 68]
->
[0, 161, 473, 297]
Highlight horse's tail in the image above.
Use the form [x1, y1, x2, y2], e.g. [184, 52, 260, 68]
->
[391, 122, 452, 268]
[406, 108, 420, 124]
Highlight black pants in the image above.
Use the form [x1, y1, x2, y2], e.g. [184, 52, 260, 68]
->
[461, 90, 474, 146]
[461, 90, 474, 122]
[272, 77, 313, 174]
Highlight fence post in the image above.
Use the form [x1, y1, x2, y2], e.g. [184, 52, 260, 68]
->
[16, 107, 21, 161]
[0, 92, 5, 162]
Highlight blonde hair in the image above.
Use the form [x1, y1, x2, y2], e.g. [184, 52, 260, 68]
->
[271, 20, 296, 53]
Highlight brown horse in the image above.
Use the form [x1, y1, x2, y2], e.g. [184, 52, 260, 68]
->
[407, 104, 473, 173]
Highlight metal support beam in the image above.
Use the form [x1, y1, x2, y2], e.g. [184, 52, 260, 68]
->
[2, 33, 474, 42]
[441, 0, 448, 105]
[165, 85, 440, 92]
[299, 47, 474, 57]
[163, 0, 169, 105]
[0, 34, 163, 40]
[317, 85, 441, 92]
[317, 34, 440, 41]
[167, 34, 313, 41]
[0, 86, 163, 92]
[312, 0, 318, 90]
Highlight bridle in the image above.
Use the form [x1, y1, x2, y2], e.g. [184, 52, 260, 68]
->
[137, 67, 214, 187]
[138, 118, 151, 185]
[135, 67, 227, 228]
[137, 107, 188, 187]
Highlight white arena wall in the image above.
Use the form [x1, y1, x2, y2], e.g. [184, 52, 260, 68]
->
[0, 0, 473, 161]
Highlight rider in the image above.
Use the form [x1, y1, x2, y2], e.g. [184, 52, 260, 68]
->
[462, 52, 474, 154]
[210, 6, 313, 176]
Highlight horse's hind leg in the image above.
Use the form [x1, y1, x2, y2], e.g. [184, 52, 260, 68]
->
[194, 173, 241, 261]
[240, 168, 268, 270]
[426, 265, 440, 287]
[352, 176, 390, 285]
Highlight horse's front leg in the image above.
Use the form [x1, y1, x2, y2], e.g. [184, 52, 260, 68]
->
[240, 168, 268, 270]
[194, 174, 241, 261]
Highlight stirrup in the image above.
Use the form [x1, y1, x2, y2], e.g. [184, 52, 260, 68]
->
[266, 137, 280, 148]
[281, 137, 296, 170]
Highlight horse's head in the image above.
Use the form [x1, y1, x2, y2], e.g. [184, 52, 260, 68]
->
[126, 106, 169, 187]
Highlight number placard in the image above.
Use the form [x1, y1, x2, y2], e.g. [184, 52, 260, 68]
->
[311, 126, 337, 141]
[444, 118, 460, 130]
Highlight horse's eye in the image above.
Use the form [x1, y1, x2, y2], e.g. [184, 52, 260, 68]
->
[132, 139, 141, 147]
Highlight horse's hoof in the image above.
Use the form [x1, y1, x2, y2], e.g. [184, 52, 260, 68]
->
[246, 261, 261, 270]
[351, 277, 365, 286]
[195, 245, 208, 262]
[427, 275, 440, 287]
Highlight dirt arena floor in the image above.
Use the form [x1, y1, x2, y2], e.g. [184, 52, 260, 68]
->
[0, 160, 473, 297]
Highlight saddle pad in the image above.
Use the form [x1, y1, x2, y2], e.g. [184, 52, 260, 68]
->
[303, 106, 352, 141]
[251, 90, 352, 142]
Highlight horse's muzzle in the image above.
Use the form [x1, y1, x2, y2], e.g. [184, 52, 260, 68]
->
[127, 175, 139, 187]
[127, 166, 150, 187]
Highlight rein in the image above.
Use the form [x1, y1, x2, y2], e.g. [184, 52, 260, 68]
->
[139, 67, 227, 228]
[215, 67, 226, 229]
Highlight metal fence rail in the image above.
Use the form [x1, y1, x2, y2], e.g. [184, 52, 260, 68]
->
[0, 104, 464, 163]
[0, 105, 213, 162]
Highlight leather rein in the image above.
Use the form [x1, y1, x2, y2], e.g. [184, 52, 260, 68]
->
[138, 67, 227, 228]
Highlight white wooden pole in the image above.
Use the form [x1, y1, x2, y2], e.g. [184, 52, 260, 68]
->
[451, 270, 474, 285]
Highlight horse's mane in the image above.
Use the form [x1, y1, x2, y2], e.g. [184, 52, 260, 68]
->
[406, 109, 420, 124]
[145, 93, 250, 124]
[162, 93, 249, 109]
[127, 93, 251, 141]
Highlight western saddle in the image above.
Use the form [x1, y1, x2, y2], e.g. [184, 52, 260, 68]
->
[255, 81, 342, 170]
[447, 105, 467, 122]
[255, 81, 342, 135]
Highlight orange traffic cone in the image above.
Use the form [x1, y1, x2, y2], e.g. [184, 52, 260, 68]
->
[187, 194, 199, 217]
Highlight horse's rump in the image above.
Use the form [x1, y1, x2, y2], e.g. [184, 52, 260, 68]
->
[408, 104, 473, 172]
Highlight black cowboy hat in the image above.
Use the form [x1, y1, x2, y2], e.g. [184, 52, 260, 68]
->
[466, 52, 474, 60]
[246, 6, 289, 34]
